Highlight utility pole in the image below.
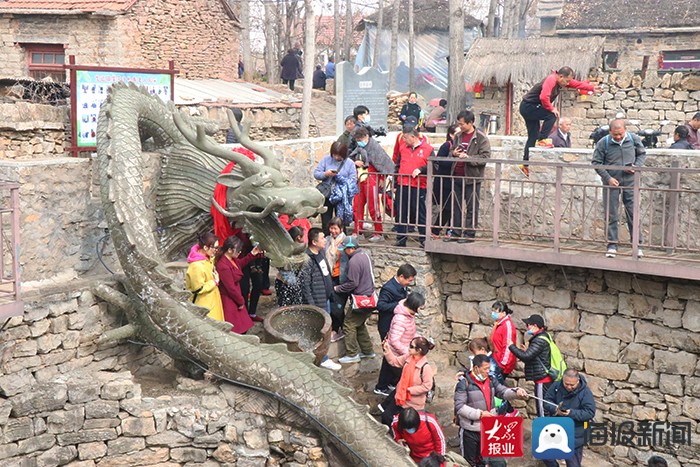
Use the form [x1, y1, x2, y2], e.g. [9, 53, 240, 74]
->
[408, 0, 415, 91]
[300, 0, 315, 138]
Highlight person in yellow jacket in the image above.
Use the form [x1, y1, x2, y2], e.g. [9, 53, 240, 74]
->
[185, 232, 224, 321]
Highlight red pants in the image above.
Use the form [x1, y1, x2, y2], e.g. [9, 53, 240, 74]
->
[354, 174, 383, 234]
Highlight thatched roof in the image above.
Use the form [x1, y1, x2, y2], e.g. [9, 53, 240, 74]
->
[358, 0, 482, 34]
[557, 0, 699, 29]
[462, 37, 605, 86]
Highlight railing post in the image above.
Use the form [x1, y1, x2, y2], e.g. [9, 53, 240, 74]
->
[631, 169, 641, 258]
[425, 158, 434, 248]
[553, 165, 563, 252]
[492, 163, 501, 246]
[664, 161, 680, 253]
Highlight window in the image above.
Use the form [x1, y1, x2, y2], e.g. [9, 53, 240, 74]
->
[25, 44, 66, 82]
[603, 51, 619, 71]
[659, 50, 700, 72]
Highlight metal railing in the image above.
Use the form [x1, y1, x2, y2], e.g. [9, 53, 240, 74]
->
[0, 181, 22, 319]
[351, 158, 700, 280]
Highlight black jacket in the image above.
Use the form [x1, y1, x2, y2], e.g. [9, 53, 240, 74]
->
[376, 277, 408, 337]
[508, 331, 552, 382]
[312, 69, 326, 89]
[670, 139, 693, 150]
[400, 102, 422, 122]
[544, 375, 596, 449]
[299, 249, 333, 309]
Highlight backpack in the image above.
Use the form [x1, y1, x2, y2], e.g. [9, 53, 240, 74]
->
[419, 363, 436, 403]
[539, 334, 567, 381]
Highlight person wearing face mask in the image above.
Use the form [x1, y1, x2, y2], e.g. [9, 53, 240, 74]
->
[454, 354, 528, 467]
[489, 301, 517, 416]
[348, 125, 395, 241]
[506, 314, 553, 417]
[390, 407, 446, 463]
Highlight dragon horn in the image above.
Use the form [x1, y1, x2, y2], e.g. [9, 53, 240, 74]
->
[173, 111, 258, 175]
[227, 109, 281, 170]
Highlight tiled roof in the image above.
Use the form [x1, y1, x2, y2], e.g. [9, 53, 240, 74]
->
[0, 0, 137, 13]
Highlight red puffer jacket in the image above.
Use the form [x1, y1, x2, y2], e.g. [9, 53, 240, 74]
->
[395, 136, 433, 189]
[490, 315, 517, 374]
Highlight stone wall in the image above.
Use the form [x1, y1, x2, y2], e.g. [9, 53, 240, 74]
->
[433, 254, 700, 465]
[0, 103, 68, 159]
[0, 283, 328, 466]
[0, 0, 238, 81]
[192, 105, 309, 143]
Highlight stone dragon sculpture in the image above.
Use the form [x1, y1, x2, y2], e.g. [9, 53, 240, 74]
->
[93, 82, 416, 467]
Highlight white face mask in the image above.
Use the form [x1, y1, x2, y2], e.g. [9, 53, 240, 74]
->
[473, 370, 487, 382]
[363, 115, 371, 123]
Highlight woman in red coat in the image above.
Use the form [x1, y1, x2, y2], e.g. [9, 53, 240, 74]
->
[215, 236, 262, 334]
[489, 300, 518, 415]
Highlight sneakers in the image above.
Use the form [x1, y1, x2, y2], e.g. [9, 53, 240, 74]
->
[535, 139, 554, 148]
[338, 354, 361, 364]
[376, 403, 385, 414]
[637, 248, 644, 258]
[518, 164, 530, 178]
[320, 359, 342, 371]
[373, 387, 391, 397]
[250, 315, 264, 322]
[605, 247, 617, 258]
[368, 234, 384, 243]
[359, 352, 376, 359]
[387, 384, 396, 391]
[331, 331, 345, 343]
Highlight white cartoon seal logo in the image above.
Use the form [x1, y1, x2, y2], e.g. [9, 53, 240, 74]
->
[536, 423, 572, 453]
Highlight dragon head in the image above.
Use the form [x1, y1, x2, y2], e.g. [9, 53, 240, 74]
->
[173, 110, 326, 269]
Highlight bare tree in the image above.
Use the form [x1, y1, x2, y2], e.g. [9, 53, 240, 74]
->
[388, 0, 400, 90]
[264, 0, 278, 84]
[334, 0, 341, 61]
[372, 0, 384, 67]
[447, 0, 466, 121]
[343, 0, 352, 60]
[300, 0, 315, 138]
[239, 0, 252, 80]
[486, 0, 499, 36]
[408, 0, 415, 90]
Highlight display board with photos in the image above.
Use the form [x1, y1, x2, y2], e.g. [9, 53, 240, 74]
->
[74, 70, 172, 147]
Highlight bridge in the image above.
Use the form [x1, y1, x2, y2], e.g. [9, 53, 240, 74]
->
[357, 148, 700, 282]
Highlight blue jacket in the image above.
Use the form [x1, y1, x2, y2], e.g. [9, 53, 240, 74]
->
[376, 277, 408, 336]
[544, 374, 596, 449]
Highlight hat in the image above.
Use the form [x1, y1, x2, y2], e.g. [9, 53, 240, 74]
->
[403, 116, 419, 131]
[523, 314, 545, 328]
[339, 235, 359, 250]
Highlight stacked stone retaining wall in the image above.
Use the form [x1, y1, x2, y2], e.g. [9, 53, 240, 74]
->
[0, 282, 328, 467]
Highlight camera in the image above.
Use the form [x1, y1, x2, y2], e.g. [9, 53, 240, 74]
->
[371, 126, 387, 137]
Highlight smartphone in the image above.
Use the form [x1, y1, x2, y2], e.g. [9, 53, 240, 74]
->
[330, 169, 338, 173]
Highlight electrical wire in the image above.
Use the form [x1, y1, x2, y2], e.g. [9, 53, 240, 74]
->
[96, 231, 114, 275]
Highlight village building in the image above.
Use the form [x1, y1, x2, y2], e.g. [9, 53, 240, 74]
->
[0, 0, 241, 82]
[465, 0, 700, 146]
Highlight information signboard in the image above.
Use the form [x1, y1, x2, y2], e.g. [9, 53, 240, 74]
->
[75, 70, 172, 147]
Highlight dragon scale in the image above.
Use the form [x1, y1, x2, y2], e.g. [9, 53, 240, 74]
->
[95, 83, 416, 467]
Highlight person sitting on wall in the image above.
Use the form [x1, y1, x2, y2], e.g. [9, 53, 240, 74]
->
[550, 117, 572, 148]
[423, 99, 447, 133]
[670, 125, 693, 149]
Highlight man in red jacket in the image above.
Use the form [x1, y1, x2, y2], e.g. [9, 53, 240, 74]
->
[394, 127, 434, 247]
[519, 67, 599, 177]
